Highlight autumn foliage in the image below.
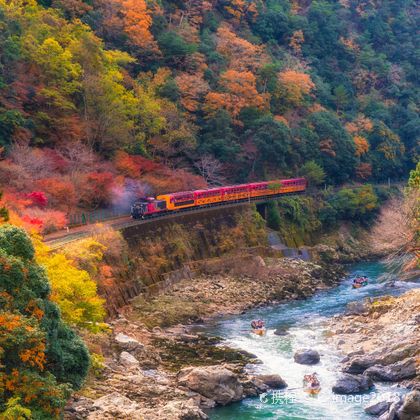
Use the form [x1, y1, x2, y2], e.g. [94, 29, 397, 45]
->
[0, 224, 89, 417]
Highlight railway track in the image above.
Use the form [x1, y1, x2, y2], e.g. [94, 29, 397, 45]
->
[44, 191, 304, 249]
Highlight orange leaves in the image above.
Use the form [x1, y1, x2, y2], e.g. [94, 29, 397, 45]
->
[204, 70, 269, 124]
[356, 162, 372, 180]
[114, 151, 141, 177]
[353, 135, 369, 156]
[277, 69, 315, 106]
[0, 313, 22, 332]
[19, 342, 46, 370]
[35, 178, 77, 210]
[340, 36, 360, 52]
[223, 0, 258, 24]
[175, 72, 209, 112]
[216, 25, 267, 72]
[289, 30, 304, 55]
[119, 0, 158, 51]
[345, 115, 373, 135]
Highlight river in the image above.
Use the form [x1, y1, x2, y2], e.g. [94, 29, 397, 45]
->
[196, 261, 419, 419]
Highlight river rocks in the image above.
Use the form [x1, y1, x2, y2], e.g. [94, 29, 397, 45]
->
[332, 374, 373, 394]
[91, 392, 141, 418]
[274, 327, 289, 336]
[155, 399, 208, 420]
[342, 342, 418, 375]
[345, 300, 371, 315]
[364, 400, 392, 416]
[177, 366, 243, 405]
[294, 349, 320, 365]
[364, 358, 417, 382]
[119, 351, 140, 370]
[115, 333, 143, 352]
[254, 374, 287, 389]
[397, 390, 420, 420]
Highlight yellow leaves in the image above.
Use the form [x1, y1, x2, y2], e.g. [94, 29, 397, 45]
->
[34, 237, 105, 330]
[277, 69, 315, 107]
[353, 135, 369, 156]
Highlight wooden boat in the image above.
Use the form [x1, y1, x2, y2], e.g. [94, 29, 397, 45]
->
[304, 386, 321, 395]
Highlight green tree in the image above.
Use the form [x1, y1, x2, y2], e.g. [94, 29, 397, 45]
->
[305, 111, 356, 184]
[407, 161, 420, 190]
[299, 161, 325, 186]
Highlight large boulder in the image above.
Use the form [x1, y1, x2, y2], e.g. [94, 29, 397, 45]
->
[343, 342, 418, 374]
[115, 333, 143, 352]
[364, 358, 417, 382]
[119, 351, 140, 370]
[332, 374, 373, 394]
[253, 374, 287, 389]
[294, 349, 320, 365]
[397, 390, 420, 420]
[364, 400, 392, 416]
[177, 366, 243, 405]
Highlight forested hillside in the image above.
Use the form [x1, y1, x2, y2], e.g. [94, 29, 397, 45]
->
[0, 0, 418, 229]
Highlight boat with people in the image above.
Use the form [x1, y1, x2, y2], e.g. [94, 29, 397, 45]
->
[251, 319, 266, 336]
[303, 373, 321, 395]
[352, 275, 369, 289]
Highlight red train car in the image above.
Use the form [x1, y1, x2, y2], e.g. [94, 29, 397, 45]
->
[131, 178, 306, 219]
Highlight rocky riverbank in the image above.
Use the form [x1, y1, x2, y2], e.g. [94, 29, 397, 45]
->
[327, 289, 420, 419]
[66, 256, 344, 419]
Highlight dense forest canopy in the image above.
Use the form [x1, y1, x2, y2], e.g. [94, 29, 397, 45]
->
[0, 0, 418, 226]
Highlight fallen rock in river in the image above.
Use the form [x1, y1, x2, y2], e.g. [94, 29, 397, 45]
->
[177, 366, 243, 405]
[254, 374, 287, 389]
[364, 358, 417, 382]
[397, 390, 420, 420]
[114, 333, 143, 352]
[364, 400, 391, 416]
[294, 349, 320, 365]
[332, 374, 373, 394]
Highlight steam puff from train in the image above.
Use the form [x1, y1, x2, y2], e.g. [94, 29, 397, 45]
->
[131, 178, 307, 219]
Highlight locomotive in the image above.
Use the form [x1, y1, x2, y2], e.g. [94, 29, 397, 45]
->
[130, 178, 306, 219]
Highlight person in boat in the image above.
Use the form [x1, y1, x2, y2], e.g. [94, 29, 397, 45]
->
[304, 373, 320, 388]
[251, 319, 265, 330]
[353, 276, 367, 286]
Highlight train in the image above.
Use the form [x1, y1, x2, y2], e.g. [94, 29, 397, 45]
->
[130, 178, 307, 219]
